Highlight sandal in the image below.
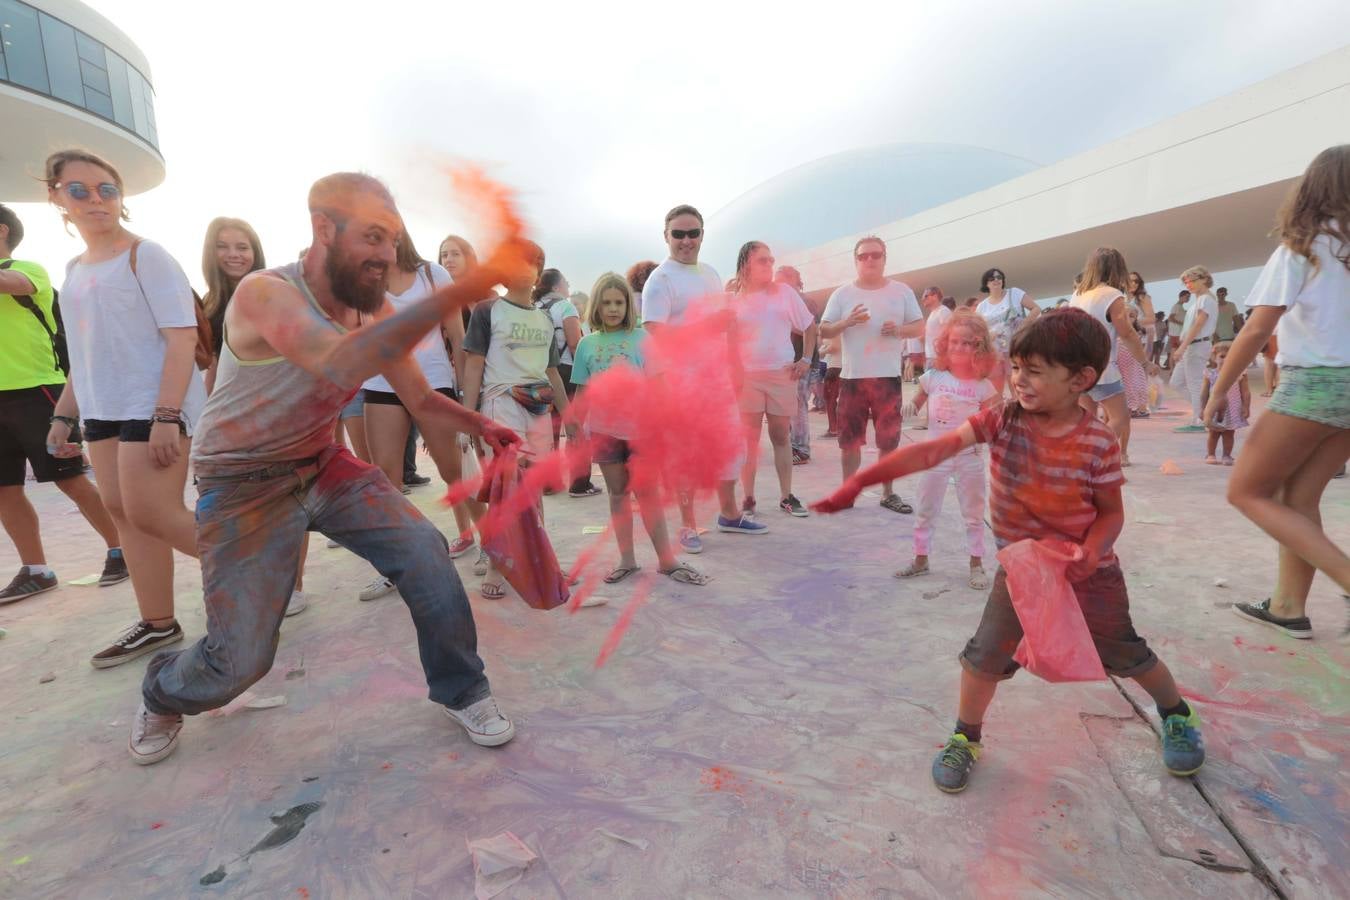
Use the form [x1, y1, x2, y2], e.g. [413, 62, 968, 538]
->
[659, 562, 711, 586]
[968, 566, 990, 590]
[880, 494, 913, 515]
[894, 561, 929, 579]
[604, 566, 640, 585]
[1222, 456, 1235, 466]
[480, 580, 506, 600]
[1204, 455, 1220, 465]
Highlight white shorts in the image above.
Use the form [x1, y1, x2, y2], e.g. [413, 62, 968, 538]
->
[481, 393, 553, 460]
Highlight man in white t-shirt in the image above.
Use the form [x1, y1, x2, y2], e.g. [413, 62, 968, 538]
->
[1170, 267, 1218, 431]
[642, 204, 765, 550]
[819, 236, 925, 513]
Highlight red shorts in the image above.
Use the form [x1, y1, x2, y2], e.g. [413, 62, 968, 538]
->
[837, 376, 903, 451]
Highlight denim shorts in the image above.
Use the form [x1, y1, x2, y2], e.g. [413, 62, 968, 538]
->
[1267, 366, 1350, 428]
[1086, 379, 1125, 403]
[84, 418, 185, 442]
[339, 390, 365, 420]
[591, 432, 632, 465]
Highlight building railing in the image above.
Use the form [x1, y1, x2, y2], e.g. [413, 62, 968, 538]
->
[0, 0, 159, 151]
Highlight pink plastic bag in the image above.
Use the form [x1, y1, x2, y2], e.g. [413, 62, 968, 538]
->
[475, 449, 570, 611]
[997, 539, 1107, 683]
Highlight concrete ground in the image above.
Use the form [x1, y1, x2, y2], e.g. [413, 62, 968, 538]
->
[1, 377, 1346, 899]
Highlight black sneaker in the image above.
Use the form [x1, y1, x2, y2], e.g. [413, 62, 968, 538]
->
[779, 494, 809, 517]
[0, 567, 58, 605]
[91, 620, 184, 669]
[568, 483, 602, 498]
[99, 550, 129, 586]
[1232, 599, 1312, 639]
[403, 473, 432, 487]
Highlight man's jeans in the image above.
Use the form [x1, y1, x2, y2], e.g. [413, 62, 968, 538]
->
[790, 370, 812, 457]
[142, 447, 490, 716]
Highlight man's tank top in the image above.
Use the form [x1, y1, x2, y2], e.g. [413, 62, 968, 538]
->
[191, 261, 358, 475]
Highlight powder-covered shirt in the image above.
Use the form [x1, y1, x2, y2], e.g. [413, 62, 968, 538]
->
[60, 241, 207, 430]
[640, 258, 722, 327]
[1246, 232, 1350, 367]
[1070, 284, 1124, 383]
[820, 279, 922, 379]
[0, 258, 64, 390]
[969, 403, 1124, 562]
[920, 369, 996, 439]
[364, 263, 457, 393]
[976, 288, 1028, 352]
[733, 282, 815, 371]
[463, 297, 560, 389]
[571, 328, 649, 439]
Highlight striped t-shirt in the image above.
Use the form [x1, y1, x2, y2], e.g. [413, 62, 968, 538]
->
[969, 404, 1124, 560]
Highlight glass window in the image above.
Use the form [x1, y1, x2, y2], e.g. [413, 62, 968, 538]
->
[74, 30, 102, 65]
[79, 56, 107, 93]
[0, 0, 49, 93]
[37, 12, 82, 106]
[83, 85, 111, 118]
[127, 65, 147, 136]
[141, 77, 157, 145]
[0, 41, 7, 81]
[105, 50, 133, 129]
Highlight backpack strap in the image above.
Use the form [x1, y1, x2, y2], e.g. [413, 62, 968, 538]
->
[2, 260, 64, 374]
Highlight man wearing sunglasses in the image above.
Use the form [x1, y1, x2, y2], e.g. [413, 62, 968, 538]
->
[642, 204, 765, 552]
[0, 204, 126, 604]
[819, 237, 925, 514]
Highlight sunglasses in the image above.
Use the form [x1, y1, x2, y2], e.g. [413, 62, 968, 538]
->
[670, 228, 702, 240]
[62, 182, 121, 201]
[988, 273, 1004, 280]
[855, 251, 884, 262]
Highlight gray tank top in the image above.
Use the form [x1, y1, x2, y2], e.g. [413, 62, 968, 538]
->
[191, 261, 358, 475]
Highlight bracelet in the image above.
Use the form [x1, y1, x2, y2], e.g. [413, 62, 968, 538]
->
[50, 414, 79, 429]
[153, 406, 182, 416]
[152, 414, 183, 425]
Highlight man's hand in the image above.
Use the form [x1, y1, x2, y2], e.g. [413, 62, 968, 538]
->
[880, 320, 900, 338]
[811, 478, 862, 514]
[1065, 544, 1100, 583]
[480, 419, 521, 455]
[44, 420, 81, 459]
[844, 304, 870, 328]
[785, 359, 809, 380]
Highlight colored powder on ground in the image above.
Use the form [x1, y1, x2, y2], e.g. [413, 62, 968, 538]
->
[594, 576, 655, 668]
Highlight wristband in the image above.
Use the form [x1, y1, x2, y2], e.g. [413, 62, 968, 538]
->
[50, 414, 79, 429]
[152, 414, 184, 425]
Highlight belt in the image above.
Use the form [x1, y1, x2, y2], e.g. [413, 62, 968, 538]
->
[195, 456, 320, 485]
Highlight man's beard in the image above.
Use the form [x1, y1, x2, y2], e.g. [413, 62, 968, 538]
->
[326, 245, 387, 314]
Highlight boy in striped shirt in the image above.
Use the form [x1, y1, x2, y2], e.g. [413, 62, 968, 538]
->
[814, 308, 1204, 793]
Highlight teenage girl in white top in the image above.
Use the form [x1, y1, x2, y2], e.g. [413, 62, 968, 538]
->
[43, 150, 204, 669]
[974, 267, 1040, 395]
[1206, 145, 1350, 640]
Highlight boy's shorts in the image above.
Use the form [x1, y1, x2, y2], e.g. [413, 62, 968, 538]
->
[480, 393, 552, 460]
[959, 564, 1157, 681]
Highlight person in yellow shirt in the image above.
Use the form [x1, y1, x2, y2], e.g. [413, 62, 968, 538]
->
[0, 204, 124, 604]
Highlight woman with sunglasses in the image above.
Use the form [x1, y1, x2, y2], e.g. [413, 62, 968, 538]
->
[43, 149, 206, 668]
[974, 268, 1040, 394]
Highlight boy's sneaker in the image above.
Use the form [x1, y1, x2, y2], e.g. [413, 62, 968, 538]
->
[359, 577, 395, 602]
[0, 567, 58, 605]
[1232, 599, 1312, 639]
[779, 494, 809, 517]
[99, 550, 129, 586]
[129, 700, 183, 765]
[443, 696, 515, 747]
[448, 536, 475, 559]
[403, 473, 431, 487]
[716, 514, 768, 535]
[932, 733, 981, 793]
[91, 620, 184, 669]
[1161, 710, 1205, 776]
[285, 590, 308, 617]
[568, 482, 602, 498]
[472, 548, 491, 576]
[678, 527, 704, 554]
[791, 450, 809, 465]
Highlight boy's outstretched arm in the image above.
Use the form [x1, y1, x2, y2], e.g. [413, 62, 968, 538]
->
[812, 422, 977, 513]
[1065, 484, 1125, 582]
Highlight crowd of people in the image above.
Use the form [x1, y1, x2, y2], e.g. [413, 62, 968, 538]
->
[0, 143, 1345, 795]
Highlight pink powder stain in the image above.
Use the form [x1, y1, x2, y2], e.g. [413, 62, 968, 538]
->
[150, 822, 165, 830]
[594, 577, 655, 668]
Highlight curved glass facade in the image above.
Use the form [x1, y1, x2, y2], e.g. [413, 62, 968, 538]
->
[0, 0, 158, 150]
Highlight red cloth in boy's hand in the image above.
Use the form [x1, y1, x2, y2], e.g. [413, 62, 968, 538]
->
[999, 538, 1107, 683]
[811, 478, 861, 514]
[478, 449, 570, 611]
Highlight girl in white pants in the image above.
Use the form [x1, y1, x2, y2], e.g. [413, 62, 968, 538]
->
[897, 310, 1001, 589]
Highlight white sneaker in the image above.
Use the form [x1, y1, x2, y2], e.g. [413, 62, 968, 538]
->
[472, 548, 490, 577]
[359, 577, 395, 602]
[129, 700, 183, 765]
[285, 590, 308, 617]
[443, 696, 515, 746]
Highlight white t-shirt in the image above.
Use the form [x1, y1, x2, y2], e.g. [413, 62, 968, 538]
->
[924, 304, 953, 360]
[733, 283, 815, 371]
[640, 258, 722, 326]
[61, 241, 207, 431]
[820, 280, 922, 379]
[1246, 233, 1349, 367]
[1183, 292, 1218, 341]
[918, 369, 997, 438]
[1071, 284, 1124, 383]
[463, 298, 560, 389]
[364, 264, 457, 394]
[536, 292, 580, 366]
[976, 288, 1028, 351]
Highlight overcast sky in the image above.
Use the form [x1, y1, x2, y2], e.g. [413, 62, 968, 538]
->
[11, 1, 1350, 300]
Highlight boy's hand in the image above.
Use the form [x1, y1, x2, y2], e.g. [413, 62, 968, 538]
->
[811, 478, 861, 514]
[1065, 544, 1099, 583]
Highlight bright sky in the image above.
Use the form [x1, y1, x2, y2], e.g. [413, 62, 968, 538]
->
[11, 0, 1350, 302]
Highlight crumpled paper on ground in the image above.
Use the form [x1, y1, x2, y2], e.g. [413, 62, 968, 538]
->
[467, 831, 537, 899]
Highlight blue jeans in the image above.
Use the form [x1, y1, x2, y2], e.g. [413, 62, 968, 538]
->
[142, 447, 490, 715]
[790, 369, 812, 456]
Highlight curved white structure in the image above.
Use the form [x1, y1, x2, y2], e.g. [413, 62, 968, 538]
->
[784, 45, 1350, 301]
[0, 0, 163, 200]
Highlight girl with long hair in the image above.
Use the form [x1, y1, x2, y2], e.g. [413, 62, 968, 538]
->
[42, 149, 207, 667]
[1121, 272, 1156, 415]
[200, 217, 265, 394]
[1206, 145, 1350, 640]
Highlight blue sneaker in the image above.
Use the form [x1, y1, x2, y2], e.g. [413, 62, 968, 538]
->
[932, 733, 981, 793]
[1161, 710, 1205, 776]
[716, 514, 768, 535]
[678, 527, 704, 554]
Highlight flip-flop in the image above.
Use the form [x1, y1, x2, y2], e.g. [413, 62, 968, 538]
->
[894, 563, 929, 579]
[659, 563, 711, 586]
[604, 566, 640, 584]
[480, 581, 506, 600]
